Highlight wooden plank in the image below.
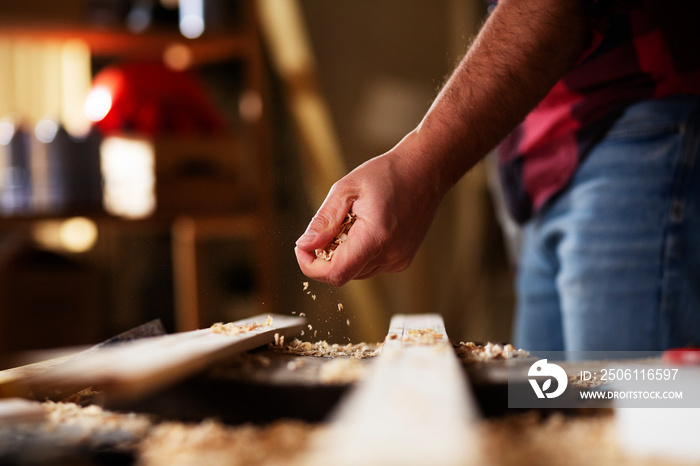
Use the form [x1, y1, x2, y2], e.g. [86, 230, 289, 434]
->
[0, 26, 254, 65]
[0, 320, 165, 398]
[0, 354, 76, 390]
[4, 314, 305, 404]
[305, 314, 480, 466]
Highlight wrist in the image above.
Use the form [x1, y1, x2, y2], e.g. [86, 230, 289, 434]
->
[395, 124, 471, 198]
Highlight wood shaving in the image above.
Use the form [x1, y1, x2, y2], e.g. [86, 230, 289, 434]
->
[455, 342, 529, 362]
[210, 316, 273, 335]
[407, 328, 443, 340]
[270, 338, 380, 359]
[315, 212, 357, 261]
[337, 303, 343, 311]
[391, 328, 444, 345]
[43, 401, 152, 434]
[302, 282, 309, 291]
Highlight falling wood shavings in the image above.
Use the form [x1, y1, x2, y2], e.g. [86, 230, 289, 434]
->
[311, 294, 316, 300]
[302, 282, 309, 291]
[346, 319, 351, 326]
[315, 212, 357, 261]
[300, 313, 306, 317]
[337, 303, 343, 311]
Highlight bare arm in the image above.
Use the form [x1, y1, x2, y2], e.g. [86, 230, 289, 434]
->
[296, 0, 591, 286]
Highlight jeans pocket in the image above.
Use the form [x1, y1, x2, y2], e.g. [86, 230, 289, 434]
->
[603, 97, 699, 142]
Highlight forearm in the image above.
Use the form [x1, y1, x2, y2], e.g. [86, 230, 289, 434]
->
[295, 0, 593, 285]
[408, 0, 590, 192]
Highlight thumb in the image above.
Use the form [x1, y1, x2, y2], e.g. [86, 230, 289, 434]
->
[296, 192, 353, 252]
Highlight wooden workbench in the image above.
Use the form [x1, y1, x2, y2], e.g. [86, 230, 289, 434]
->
[0, 314, 694, 465]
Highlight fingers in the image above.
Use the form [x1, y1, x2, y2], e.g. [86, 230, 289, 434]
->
[294, 246, 335, 282]
[295, 185, 355, 253]
[295, 218, 381, 286]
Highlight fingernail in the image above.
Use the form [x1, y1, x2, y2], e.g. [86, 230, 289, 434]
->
[296, 230, 317, 246]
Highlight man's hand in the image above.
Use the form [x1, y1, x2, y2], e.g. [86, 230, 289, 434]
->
[296, 0, 590, 286]
[294, 132, 446, 286]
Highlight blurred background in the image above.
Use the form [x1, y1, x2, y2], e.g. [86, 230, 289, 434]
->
[0, 0, 514, 360]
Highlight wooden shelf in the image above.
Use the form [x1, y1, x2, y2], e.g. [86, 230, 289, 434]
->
[0, 211, 263, 232]
[0, 23, 256, 66]
[0, 0, 275, 336]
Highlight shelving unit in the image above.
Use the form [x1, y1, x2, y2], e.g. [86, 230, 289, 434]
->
[0, 0, 276, 341]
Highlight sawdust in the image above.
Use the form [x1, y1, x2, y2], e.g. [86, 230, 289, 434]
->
[315, 212, 357, 261]
[386, 328, 444, 345]
[44, 401, 152, 434]
[270, 338, 380, 359]
[210, 316, 273, 336]
[455, 342, 529, 362]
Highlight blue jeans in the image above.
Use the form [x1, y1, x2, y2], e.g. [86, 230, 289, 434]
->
[514, 95, 700, 352]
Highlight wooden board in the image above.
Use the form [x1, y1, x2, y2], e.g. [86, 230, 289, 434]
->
[0, 319, 166, 400]
[4, 314, 305, 404]
[305, 314, 480, 465]
[0, 354, 77, 389]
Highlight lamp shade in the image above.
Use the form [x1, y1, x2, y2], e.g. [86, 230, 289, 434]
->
[86, 62, 225, 137]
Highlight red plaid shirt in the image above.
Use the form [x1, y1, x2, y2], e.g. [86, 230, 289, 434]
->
[497, 0, 700, 223]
